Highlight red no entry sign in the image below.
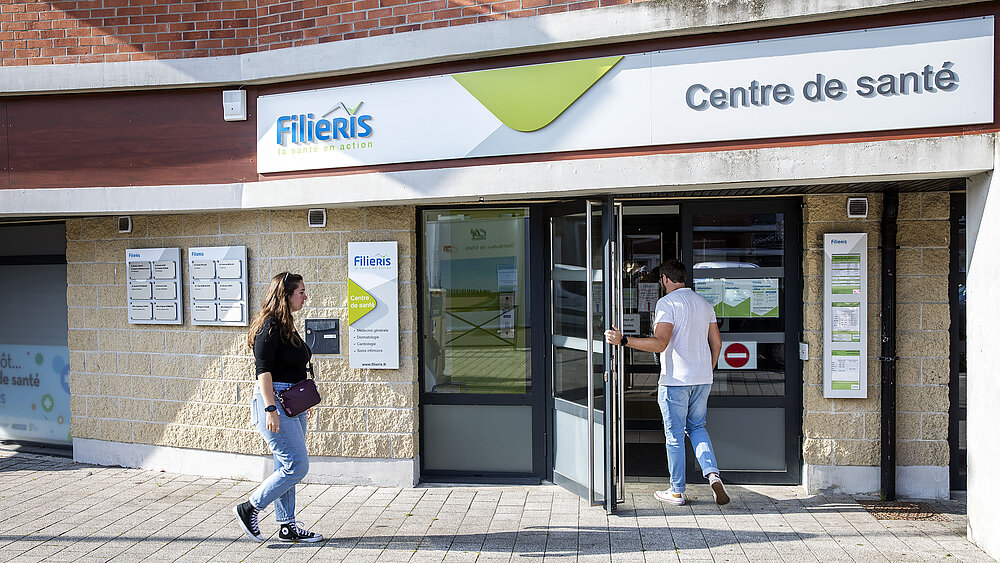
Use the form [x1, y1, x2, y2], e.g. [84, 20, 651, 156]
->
[723, 342, 750, 368]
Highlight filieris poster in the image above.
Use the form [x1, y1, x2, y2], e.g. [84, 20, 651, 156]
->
[0, 345, 72, 444]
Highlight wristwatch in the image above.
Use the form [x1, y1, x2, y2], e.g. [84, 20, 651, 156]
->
[265, 405, 277, 413]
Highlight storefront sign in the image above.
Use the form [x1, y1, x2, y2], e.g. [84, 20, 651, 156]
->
[126, 247, 183, 325]
[0, 344, 72, 444]
[824, 234, 868, 398]
[189, 246, 249, 326]
[348, 241, 399, 369]
[257, 17, 993, 173]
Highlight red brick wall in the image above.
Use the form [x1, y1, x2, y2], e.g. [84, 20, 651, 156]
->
[0, 0, 638, 66]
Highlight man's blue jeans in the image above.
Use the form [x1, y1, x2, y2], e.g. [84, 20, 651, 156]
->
[249, 382, 309, 524]
[657, 383, 720, 493]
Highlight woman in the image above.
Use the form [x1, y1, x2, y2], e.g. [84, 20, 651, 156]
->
[233, 272, 322, 543]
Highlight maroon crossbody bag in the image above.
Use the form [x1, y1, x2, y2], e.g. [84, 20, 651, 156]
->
[277, 362, 321, 417]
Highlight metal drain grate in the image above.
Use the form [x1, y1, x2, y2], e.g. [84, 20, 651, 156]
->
[857, 501, 950, 521]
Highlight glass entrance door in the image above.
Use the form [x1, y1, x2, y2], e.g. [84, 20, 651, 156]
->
[546, 196, 801, 506]
[548, 199, 624, 509]
[681, 198, 801, 484]
[615, 199, 801, 485]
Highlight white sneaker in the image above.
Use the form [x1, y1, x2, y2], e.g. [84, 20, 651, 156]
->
[654, 488, 686, 505]
[708, 474, 730, 505]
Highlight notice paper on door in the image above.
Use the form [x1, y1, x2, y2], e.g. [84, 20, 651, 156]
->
[694, 278, 724, 317]
[750, 278, 779, 317]
[621, 313, 640, 335]
[723, 279, 753, 317]
[638, 283, 659, 312]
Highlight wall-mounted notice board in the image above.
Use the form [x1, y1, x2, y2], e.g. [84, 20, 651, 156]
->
[823, 233, 868, 398]
[189, 246, 249, 326]
[126, 247, 183, 325]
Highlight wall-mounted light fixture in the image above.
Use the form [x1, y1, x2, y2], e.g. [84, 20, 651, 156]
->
[117, 216, 132, 233]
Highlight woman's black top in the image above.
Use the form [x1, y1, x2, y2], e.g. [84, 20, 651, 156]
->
[253, 317, 312, 384]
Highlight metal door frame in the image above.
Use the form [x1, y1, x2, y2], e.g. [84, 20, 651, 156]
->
[679, 197, 803, 485]
[416, 204, 548, 484]
[544, 198, 623, 511]
[545, 195, 803, 507]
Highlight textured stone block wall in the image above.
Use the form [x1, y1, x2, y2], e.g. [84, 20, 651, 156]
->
[802, 194, 884, 468]
[894, 193, 950, 466]
[801, 193, 950, 469]
[65, 206, 418, 461]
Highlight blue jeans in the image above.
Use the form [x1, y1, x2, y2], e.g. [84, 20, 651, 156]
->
[249, 382, 309, 524]
[657, 384, 720, 493]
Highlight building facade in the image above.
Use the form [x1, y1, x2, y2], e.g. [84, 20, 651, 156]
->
[0, 0, 997, 557]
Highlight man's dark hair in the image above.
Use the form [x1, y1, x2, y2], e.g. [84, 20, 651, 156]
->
[654, 259, 687, 284]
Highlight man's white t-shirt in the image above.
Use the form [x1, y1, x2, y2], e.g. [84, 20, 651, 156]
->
[653, 287, 718, 386]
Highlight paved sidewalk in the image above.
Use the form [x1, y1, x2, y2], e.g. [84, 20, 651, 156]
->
[0, 446, 993, 562]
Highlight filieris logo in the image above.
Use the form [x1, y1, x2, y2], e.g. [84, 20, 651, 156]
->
[275, 101, 373, 145]
[354, 254, 392, 268]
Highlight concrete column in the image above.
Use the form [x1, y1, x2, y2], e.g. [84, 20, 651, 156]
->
[964, 133, 1000, 559]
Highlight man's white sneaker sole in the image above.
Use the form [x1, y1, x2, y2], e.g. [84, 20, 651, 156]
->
[711, 480, 731, 505]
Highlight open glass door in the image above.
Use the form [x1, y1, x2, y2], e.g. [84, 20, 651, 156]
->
[549, 199, 624, 511]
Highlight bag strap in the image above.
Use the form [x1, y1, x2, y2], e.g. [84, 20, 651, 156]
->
[306, 362, 315, 380]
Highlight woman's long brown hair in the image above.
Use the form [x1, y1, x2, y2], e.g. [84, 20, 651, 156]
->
[247, 272, 303, 349]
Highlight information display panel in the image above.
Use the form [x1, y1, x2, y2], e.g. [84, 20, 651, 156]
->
[348, 241, 399, 369]
[189, 246, 249, 326]
[126, 248, 183, 325]
[823, 234, 868, 398]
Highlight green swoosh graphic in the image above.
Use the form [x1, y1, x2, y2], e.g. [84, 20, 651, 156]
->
[348, 278, 377, 325]
[452, 56, 623, 133]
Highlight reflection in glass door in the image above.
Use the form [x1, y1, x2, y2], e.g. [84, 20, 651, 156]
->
[682, 199, 801, 483]
[549, 200, 608, 504]
[615, 199, 801, 484]
[419, 207, 541, 480]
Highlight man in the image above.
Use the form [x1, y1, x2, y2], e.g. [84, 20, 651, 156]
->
[605, 259, 730, 506]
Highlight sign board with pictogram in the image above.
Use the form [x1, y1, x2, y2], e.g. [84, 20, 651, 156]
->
[348, 241, 399, 369]
[718, 341, 757, 370]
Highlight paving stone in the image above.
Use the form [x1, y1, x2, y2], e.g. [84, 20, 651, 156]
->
[0, 446, 992, 562]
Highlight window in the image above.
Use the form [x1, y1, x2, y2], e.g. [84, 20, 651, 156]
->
[421, 208, 531, 395]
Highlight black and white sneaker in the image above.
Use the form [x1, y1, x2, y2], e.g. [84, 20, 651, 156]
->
[279, 521, 323, 543]
[233, 501, 264, 542]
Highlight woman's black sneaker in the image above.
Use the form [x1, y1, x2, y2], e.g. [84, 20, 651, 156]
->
[233, 501, 264, 542]
[279, 521, 323, 543]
